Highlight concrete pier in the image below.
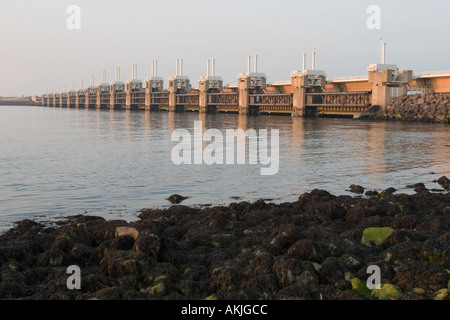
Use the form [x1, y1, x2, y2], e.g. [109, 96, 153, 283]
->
[367, 64, 412, 108]
[145, 60, 164, 111]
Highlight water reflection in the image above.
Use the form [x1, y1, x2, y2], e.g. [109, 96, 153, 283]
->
[0, 105, 448, 229]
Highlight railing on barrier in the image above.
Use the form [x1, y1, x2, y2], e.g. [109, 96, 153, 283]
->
[249, 93, 293, 106]
[305, 92, 371, 107]
[151, 91, 169, 106]
[176, 93, 199, 106]
[207, 92, 239, 106]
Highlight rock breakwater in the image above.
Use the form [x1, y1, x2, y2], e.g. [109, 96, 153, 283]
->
[0, 185, 449, 300]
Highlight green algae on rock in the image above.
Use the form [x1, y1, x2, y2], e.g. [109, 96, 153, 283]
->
[361, 227, 395, 246]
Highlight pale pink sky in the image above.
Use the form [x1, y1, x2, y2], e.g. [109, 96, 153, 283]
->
[1, 0, 449, 97]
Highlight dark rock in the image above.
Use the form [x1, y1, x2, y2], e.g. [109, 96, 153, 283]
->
[365, 190, 378, 197]
[383, 241, 421, 267]
[384, 187, 397, 195]
[244, 253, 274, 275]
[391, 214, 418, 229]
[100, 250, 154, 281]
[437, 176, 450, 190]
[272, 256, 318, 288]
[14, 219, 44, 230]
[241, 273, 279, 299]
[318, 257, 350, 290]
[345, 206, 366, 223]
[242, 199, 269, 213]
[111, 235, 135, 251]
[168, 194, 188, 204]
[133, 233, 160, 259]
[407, 182, 428, 193]
[176, 279, 209, 298]
[349, 185, 365, 194]
[0, 184, 449, 300]
[394, 261, 449, 291]
[287, 239, 325, 263]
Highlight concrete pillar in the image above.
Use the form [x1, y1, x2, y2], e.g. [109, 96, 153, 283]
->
[85, 88, 90, 108]
[110, 84, 116, 108]
[145, 77, 163, 110]
[198, 76, 223, 113]
[291, 73, 307, 117]
[237, 75, 250, 115]
[125, 80, 143, 110]
[125, 83, 131, 109]
[237, 71, 266, 115]
[95, 84, 108, 109]
[110, 82, 125, 109]
[368, 64, 412, 109]
[291, 70, 326, 117]
[198, 79, 207, 113]
[145, 81, 151, 109]
[86, 87, 96, 108]
[75, 91, 80, 108]
[96, 86, 101, 108]
[168, 76, 190, 112]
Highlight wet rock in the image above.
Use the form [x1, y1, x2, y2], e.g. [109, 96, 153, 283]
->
[0, 185, 448, 300]
[287, 239, 325, 263]
[133, 233, 161, 259]
[176, 279, 209, 298]
[272, 256, 318, 288]
[115, 226, 139, 240]
[421, 235, 450, 268]
[100, 250, 153, 282]
[111, 235, 135, 251]
[394, 261, 449, 292]
[244, 253, 274, 275]
[365, 190, 378, 197]
[318, 257, 349, 290]
[344, 206, 366, 223]
[383, 241, 421, 267]
[361, 227, 394, 246]
[349, 185, 365, 194]
[434, 288, 449, 300]
[168, 194, 188, 204]
[384, 230, 412, 247]
[416, 215, 446, 233]
[298, 189, 335, 206]
[371, 283, 403, 300]
[407, 182, 428, 193]
[242, 199, 269, 214]
[391, 214, 418, 229]
[14, 219, 44, 230]
[331, 289, 368, 300]
[350, 277, 371, 296]
[210, 264, 242, 293]
[241, 273, 279, 299]
[437, 176, 450, 190]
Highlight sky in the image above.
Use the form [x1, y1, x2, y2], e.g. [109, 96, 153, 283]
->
[1, 0, 449, 97]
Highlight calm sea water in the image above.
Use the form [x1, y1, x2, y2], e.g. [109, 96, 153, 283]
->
[0, 105, 449, 232]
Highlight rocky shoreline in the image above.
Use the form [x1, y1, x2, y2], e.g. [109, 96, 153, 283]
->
[0, 179, 449, 300]
[362, 93, 450, 123]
